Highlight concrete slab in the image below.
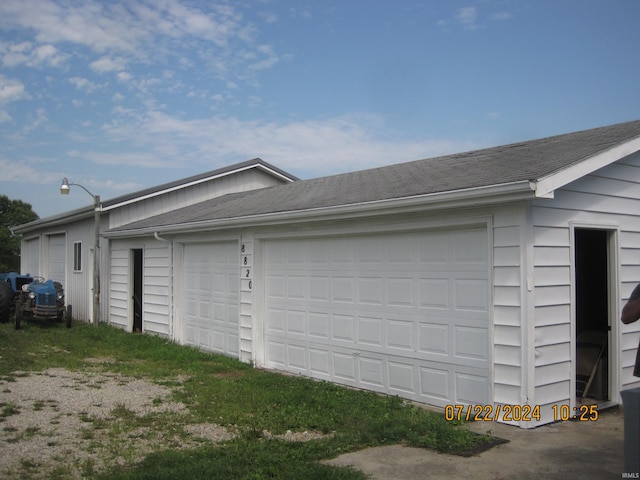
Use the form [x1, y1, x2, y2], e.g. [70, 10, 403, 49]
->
[324, 407, 625, 479]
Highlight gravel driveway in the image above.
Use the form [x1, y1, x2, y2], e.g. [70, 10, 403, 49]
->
[0, 361, 233, 479]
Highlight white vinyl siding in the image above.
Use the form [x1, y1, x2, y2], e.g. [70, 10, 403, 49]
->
[491, 204, 528, 410]
[239, 237, 254, 363]
[108, 240, 172, 336]
[108, 169, 286, 229]
[531, 150, 640, 417]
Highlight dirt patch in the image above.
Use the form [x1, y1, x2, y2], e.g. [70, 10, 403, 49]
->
[0, 367, 332, 479]
[0, 368, 220, 479]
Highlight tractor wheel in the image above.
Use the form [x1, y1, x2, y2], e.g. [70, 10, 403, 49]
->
[15, 304, 23, 330]
[66, 305, 72, 328]
[0, 281, 12, 323]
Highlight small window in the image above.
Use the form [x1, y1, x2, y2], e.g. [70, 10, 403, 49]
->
[73, 242, 82, 272]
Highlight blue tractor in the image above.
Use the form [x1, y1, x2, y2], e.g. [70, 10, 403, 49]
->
[0, 273, 72, 329]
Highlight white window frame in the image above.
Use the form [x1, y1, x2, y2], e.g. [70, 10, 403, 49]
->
[73, 242, 82, 272]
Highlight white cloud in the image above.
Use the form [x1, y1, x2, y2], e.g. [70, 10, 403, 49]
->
[98, 110, 483, 177]
[1, 41, 68, 67]
[69, 76, 99, 92]
[490, 12, 512, 21]
[116, 72, 132, 83]
[22, 108, 48, 133]
[456, 7, 478, 29]
[0, 75, 26, 103]
[0, 0, 278, 81]
[260, 12, 278, 24]
[32, 44, 67, 66]
[0, 158, 52, 183]
[0, 75, 27, 121]
[90, 56, 127, 73]
[83, 150, 178, 169]
[249, 44, 279, 71]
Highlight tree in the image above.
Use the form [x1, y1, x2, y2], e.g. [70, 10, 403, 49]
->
[0, 195, 39, 272]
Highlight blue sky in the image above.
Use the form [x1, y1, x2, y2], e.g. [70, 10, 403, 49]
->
[1, 0, 639, 218]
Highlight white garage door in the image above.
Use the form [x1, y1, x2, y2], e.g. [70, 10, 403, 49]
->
[24, 238, 40, 276]
[47, 234, 66, 285]
[264, 227, 490, 407]
[182, 242, 240, 358]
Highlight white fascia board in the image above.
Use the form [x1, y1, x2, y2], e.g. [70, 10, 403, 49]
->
[103, 180, 536, 238]
[101, 162, 295, 212]
[534, 135, 640, 198]
[12, 208, 95, 234]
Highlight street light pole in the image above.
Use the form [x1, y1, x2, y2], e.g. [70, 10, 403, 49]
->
[61, 178, 101, 325]
[92, 194, 101, 326]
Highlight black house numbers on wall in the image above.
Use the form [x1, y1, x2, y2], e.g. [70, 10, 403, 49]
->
[241, 242, 252, 290]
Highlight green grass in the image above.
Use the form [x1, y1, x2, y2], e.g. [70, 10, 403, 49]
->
[0, 320, 495, 479]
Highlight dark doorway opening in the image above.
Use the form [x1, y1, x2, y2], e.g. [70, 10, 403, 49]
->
[574, 229, 610, 402]
[132, 249, 143, 333]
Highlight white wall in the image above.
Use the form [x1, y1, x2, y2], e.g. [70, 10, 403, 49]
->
[108, 238, 172, 336]
[531, 151, 640, 418]
[108, 169, 286, 229]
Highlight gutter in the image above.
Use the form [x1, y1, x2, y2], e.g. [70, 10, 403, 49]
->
[104, 180, 538, 239]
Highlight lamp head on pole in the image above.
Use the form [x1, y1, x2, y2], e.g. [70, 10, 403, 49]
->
[60, 178, 70, 195]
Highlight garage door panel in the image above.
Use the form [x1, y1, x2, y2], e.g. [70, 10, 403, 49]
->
[264, 227, 490, 406]
[266, 308, 286, 332]
[387, 320, 414, 351]
[456, 371, 490, 404]
[288, 344, 307, 370]
[360, 357, 385, 387]
[333, 352, 357, 381]
[333, 315, 356, 342]
[419, 280, 451, 309]
[419, 323, 449, 356]
[309, 276, 330, 300]
[454, 326, 489, 362]
[358, 316, 383, 346]
[388, 361, 417, 394]
[455, 278, 489, 311]
[309, 312, 330, 338]
[310, 348, 331, 377]
[420, 366, 450, 402]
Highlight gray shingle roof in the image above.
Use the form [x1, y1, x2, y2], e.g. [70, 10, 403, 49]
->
[109, 119, 640, 233]
[14, 158, 297, 233]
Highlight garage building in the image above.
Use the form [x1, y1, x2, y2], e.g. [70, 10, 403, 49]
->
[15, 120, 640, 427]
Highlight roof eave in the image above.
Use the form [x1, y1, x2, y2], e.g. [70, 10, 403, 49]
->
[101, 160, 297, 213]
[534, 134, 640, 198]
[104, 180, 536, 238]
[12, 206, 96, 235]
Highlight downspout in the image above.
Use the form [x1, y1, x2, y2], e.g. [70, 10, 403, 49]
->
[153, 232, 174, 339]
[154, 232, 170, 243]
[9, 226, 22, 238]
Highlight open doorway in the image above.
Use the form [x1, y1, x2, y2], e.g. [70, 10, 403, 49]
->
[574, 228, 611, 403]
[132, 249, 143, 333]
